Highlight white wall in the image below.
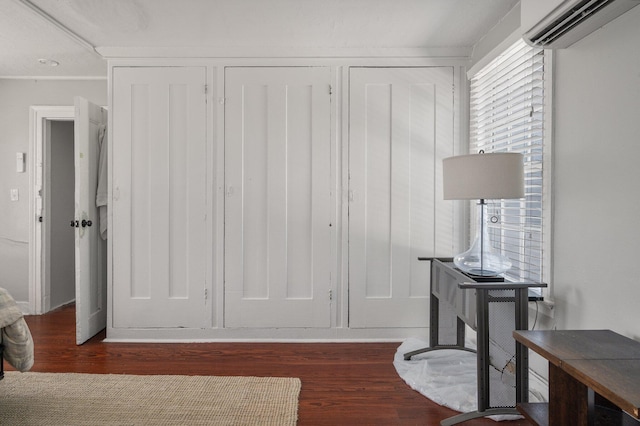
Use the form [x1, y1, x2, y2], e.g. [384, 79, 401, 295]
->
[552, 6, 640, 341]
[0, 79, 106, 302]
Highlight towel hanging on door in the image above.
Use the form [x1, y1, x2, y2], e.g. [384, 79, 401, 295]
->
[96, 124, 108, 240]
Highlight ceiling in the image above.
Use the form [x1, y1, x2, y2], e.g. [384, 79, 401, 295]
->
[0, 0, 519, 78]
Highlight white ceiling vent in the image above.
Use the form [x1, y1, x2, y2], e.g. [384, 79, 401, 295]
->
[522, 0, 640, 48]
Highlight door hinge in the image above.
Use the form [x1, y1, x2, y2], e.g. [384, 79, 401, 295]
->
[205, 84, 208, 94]
[329, 85, 332, 95]
[329, 289, 333, 301]
[204, 288, 208, 300]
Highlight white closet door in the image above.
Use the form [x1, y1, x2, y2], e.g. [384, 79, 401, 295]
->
[225, 67, 332, 328]
[112, 67, 209, 328]
[349, 67, 454, 328]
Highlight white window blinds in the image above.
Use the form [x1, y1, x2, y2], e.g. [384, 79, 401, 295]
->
[470, 39, 546, 283]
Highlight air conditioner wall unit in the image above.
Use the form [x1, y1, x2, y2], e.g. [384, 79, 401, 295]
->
[522, 0, 640, 48]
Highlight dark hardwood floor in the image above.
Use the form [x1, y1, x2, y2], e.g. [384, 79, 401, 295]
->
[14, 304, 531, 425]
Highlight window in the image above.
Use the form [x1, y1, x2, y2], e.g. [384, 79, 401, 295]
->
[469, 39, 551, 285]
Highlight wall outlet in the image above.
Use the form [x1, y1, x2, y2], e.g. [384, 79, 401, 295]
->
[10, 188, 19, 201]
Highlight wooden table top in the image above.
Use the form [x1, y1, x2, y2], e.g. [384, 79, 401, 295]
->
[513, 329, 640, 366]
[513, 329, 640, 419]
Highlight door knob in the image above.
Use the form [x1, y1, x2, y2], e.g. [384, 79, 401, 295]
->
[81, 219, 92, 228]
[71, 220, 79, 228]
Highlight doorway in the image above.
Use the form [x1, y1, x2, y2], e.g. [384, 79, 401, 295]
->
[45, 120, 76, 310]
[29, 106, 75, 315]
[29, 100, 108, 345]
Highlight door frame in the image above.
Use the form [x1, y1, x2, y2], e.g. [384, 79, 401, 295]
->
[28, 106, 75, 315]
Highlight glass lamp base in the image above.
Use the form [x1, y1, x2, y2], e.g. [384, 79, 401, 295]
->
[454, 201, 512, 277]
[453, 250, 512, 277]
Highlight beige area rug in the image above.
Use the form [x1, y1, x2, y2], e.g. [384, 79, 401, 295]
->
[0, 372, 301, 425]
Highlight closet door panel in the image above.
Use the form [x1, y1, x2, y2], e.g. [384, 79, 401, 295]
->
[224, 67, 332, 328]
[349, 67, 454, 328]
[112, 67, 209, 328]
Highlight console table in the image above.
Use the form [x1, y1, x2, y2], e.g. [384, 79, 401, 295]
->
[404, 258, 546, 426]
[514, 329, 640, 425]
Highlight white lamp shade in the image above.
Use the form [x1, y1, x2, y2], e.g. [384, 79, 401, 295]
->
[443, 152, 524, 200]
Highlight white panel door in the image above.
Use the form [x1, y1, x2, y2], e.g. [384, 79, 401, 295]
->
[74, 96, 108, 344]
[225, 67, 332, 328]
[349, 67, 454, 328]
[112, 67, 209, 328]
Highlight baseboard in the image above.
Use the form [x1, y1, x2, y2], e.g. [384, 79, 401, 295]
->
[16, 301, 32, 315]
[105, 326, 431, 342]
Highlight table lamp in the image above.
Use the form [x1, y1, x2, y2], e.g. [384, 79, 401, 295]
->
[443, 152, 524, 277]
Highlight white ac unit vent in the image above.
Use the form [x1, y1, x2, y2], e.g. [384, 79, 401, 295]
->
[522, 0, 640, 48]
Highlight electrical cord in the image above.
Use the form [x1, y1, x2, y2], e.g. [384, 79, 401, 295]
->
[498, 354, 517, 388]
[531, 300, 539, 330]
[496, 300, 540, 387]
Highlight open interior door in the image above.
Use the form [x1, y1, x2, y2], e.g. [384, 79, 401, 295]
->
[74, 96, 108, 345]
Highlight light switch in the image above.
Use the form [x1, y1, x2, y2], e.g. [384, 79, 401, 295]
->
[10, 189, 19, 201]
[16, 152, 25, 173]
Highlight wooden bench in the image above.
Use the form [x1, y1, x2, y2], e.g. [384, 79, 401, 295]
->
[513, 330, 640, 425]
